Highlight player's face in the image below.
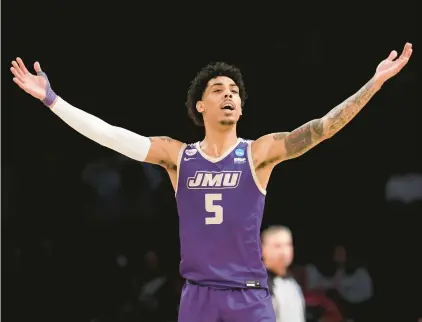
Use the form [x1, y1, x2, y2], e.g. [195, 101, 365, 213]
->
[263, 231, 293, 269]
[196, 76, 242, 127]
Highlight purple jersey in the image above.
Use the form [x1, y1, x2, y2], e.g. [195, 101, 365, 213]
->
[175, 138, 268, 289]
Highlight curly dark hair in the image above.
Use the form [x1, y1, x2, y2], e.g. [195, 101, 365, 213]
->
[186, 62, 248, 126]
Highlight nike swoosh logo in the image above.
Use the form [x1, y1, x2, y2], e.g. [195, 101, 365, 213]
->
[184, 157, 196, 161]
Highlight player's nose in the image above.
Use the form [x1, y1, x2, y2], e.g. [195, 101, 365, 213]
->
[224, 93, 233, 98]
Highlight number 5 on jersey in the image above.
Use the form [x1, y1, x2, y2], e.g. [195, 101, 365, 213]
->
[205, 193, 223, 225]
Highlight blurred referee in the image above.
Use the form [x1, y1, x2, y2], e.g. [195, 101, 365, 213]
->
[262, 226, 305, 322]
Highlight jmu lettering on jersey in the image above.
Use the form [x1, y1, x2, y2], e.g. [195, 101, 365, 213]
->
[187, 171, 241, 189]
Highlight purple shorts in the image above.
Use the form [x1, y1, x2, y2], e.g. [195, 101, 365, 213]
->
[178, 282, 276, 322]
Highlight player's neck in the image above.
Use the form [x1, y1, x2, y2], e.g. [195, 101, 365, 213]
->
[201, 126, 238, 158]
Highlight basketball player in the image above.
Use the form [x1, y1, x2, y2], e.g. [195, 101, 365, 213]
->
[10, 42, 412, 322]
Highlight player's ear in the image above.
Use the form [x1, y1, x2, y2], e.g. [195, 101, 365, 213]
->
[196, 102, 204, 113]
[240, 108, 243, 116]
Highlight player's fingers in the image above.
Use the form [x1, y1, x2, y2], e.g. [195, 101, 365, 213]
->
[398, 43, 412, 60]
[398, 48, 412, 69]
[16, 57, 29, 74]
[10, 67, 25, 82]
[34, 61, 42, 73]
[13, 77, 26, 89]
[402, 46, 413, 60]
[387, 50, 398, 61]
[406, 48, 413, 60]
[404, 42, 412, 53]
[396, 43, 413, 68]
[11, 61, 24, 76]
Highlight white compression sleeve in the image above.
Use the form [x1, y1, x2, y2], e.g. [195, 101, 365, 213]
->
[51, 97, 151, 162]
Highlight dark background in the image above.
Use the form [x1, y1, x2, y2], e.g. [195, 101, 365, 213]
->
[2, 2, 421, 321]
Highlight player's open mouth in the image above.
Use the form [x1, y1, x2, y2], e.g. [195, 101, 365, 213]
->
[220, 101, 235, 110]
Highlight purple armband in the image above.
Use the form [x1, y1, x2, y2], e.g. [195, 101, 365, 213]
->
[37, 71, 57, 107]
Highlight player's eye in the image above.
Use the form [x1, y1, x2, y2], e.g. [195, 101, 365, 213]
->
[231, 90, 238, 94]
[214, 89, 222, 93]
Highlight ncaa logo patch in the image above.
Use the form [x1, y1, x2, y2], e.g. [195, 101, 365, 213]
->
[235, 148, 245, 157]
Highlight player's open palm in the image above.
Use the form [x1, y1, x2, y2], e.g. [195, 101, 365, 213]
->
[375, 42, 413, 83]
[10, 58, 47, 100]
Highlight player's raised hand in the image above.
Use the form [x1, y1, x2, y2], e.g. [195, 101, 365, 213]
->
[374, 42, 413, 84]
[10, 58, 48, 100]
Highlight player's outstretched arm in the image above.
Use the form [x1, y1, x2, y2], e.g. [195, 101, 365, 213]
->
[253, 42, 413, 167]
[10, 58, 183, 169]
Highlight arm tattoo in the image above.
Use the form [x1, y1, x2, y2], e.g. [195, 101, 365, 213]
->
[149, 136, 177, 170]
[273, 119, 325, 157]
[325, 78, 379, 136]
[271, 78, 379, 159]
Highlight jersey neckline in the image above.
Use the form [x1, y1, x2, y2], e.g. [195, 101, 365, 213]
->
[195, 138, 241, 163]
